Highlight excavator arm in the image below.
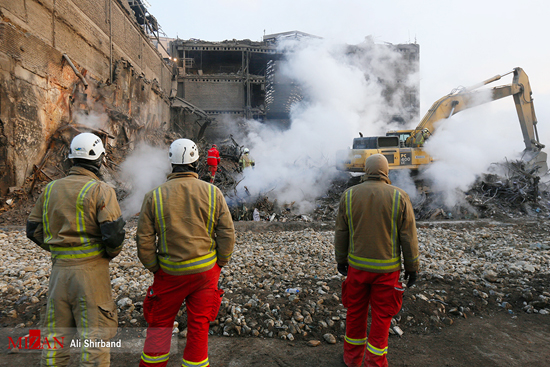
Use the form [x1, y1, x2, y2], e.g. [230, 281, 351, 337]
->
[511, 68, 544, 152]
[409, 67, 547, 175]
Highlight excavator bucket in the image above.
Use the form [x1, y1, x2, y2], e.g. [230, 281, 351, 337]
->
[523, 150, 548, 177]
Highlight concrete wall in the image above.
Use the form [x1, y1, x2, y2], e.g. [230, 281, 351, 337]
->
[0, 0, 173, 194]
[184, 79, 244, 111]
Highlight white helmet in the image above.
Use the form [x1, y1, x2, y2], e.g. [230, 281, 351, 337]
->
[68, 133, 105, 160]
[243, 148, 249, 154]
[169, 138, 199, 164]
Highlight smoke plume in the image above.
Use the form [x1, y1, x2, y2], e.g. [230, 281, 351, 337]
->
[119, 143, 171, 219]
[74, 112, 108, 130]
[421, 96, 525, 207]
[389, 170, 420, 203]
[232, 39, 537, 211]
[232, 37, 418, 212]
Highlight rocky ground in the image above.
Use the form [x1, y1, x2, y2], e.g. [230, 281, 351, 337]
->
[1, 219, 549, 348]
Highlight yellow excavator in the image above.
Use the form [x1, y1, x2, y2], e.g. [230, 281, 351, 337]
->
[336, 67, 548, 176]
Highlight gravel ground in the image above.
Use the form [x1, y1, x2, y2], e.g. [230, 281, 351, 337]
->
[1, 219, 550, 345]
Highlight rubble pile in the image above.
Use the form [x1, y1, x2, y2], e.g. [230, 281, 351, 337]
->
[223, 176, 348, 223]
[193, 134, 347, 222]
[410, 160, 550, 221]
[466, 160, 550, 218]
[1, 220, 549, 341]
[2, 126, 548, 227]
[202, 150, 550, 223]
[194, 140, 241, 192]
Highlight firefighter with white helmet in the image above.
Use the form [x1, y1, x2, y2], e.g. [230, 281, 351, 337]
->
[239, 147, 255, 171]
[137, 138, 235, 367]
[27, 132, 126, 366]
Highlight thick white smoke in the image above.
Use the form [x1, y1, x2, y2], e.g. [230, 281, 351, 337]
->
[232, 37, 418, 212]
[119, 144, 171, 219]
[71, 114, 172, 219]
[74, 112, 108, 130]
[389, 170, 420, 203]
[421, 96, 525, 207]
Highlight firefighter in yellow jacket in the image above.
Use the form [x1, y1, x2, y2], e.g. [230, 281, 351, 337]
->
[27, 132, 126, 366]
[238, 148, 255, 171]
[334, 154, 420, 367]
[137, 138, 235, 367]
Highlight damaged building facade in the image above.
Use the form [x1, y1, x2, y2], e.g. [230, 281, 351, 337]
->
[171, 37, 279, 120]
[0, 0, 172, 195]
[170, 31, 420, 135]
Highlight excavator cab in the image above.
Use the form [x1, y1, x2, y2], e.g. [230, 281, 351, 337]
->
[352, 136, 399, 149]
[336, 136, 400, 172]
[386, 131, 412, 147]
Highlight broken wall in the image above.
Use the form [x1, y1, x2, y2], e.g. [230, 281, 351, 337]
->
[0, 0, 173, 195]
[171, 39, 278, 122]
[184, 78, 245, 111]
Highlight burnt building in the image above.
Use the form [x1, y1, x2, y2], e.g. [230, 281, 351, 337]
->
[169, 32, 419, 130]
[170, 37, 283, 121]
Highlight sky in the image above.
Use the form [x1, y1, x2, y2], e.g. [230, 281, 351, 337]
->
[147, 0, 550, 133]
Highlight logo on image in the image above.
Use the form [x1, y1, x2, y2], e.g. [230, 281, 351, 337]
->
[8, 329, 64, 350]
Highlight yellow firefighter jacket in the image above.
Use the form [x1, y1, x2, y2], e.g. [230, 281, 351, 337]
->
[27, 166, 125, 265]
[136, 171, 235, 275]
[334, 175, 420, 273]
[239, 154, 255, 169]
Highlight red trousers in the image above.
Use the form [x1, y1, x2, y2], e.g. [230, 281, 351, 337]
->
[342, 268, 404, 367]
[208, 165, 218, 183]
[139, 265, 223, 367]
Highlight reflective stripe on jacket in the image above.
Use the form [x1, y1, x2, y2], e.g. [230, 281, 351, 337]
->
[334, 177, 419, 273]
[136, 171, 235, 275]
[207, 148, 220, 166]
[27, 166, 124, 264]
[239, 154, 254, 169]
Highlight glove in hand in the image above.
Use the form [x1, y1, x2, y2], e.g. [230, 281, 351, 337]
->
[337, 263, 348, 276]
[404, 271, 417, 287]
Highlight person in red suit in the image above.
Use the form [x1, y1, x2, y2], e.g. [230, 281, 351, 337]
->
[206, 144, 221, 183]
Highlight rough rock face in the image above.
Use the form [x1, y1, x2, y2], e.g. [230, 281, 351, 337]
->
[0, 0, 174, 195]
[1, 220, 549, 342]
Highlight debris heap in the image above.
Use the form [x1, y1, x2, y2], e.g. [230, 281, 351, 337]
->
[411, 160, 550, 221]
